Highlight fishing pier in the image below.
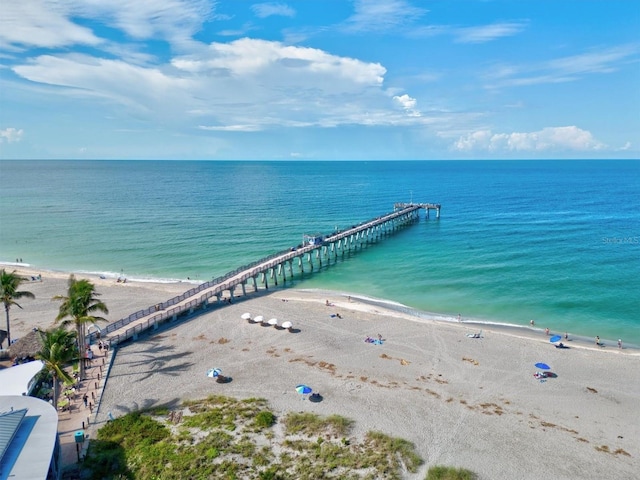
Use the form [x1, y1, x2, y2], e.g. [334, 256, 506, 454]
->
[96, 202, 441, 346]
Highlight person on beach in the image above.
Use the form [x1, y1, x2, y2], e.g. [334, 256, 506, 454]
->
[595, 336, 600, 346]
[530, 320, 535, 326]
[457, 313, 461, 322]
[545, 328, 550, 335]
[618, 339, 622, 349]
[564, 332, 568, 340]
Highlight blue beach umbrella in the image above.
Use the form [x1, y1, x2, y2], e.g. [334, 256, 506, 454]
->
[549, 335, 562, 343]
[534, 363, 551, 370]
[296, 384, 312, 395]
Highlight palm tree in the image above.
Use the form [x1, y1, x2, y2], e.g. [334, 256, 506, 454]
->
[0, 269, 35, 348]
[36, 327, 77, 410]
[53, 275, 108, 380]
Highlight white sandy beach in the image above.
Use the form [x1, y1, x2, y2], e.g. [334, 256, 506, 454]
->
[3, 266, 639, 479]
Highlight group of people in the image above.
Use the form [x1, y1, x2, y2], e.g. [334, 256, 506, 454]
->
[364, 334, 384, 344]
[595, 336, 623, 349]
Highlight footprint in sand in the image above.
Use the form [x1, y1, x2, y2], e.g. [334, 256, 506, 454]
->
[345, 381, 363, 394]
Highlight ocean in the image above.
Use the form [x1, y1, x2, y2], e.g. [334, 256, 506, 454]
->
[1, 160, 638, 346]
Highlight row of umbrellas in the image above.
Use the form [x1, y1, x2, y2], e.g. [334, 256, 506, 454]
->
[241, 312, 292, 329]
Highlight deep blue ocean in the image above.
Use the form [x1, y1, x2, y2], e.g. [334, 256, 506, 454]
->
[1, 160, 638, 346]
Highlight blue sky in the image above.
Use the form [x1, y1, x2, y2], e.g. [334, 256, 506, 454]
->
[0, 0, 638, 160]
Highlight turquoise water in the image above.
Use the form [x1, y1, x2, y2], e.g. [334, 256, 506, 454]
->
[1, 160, 638, 345]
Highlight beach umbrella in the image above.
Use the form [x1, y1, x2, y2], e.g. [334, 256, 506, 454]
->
[534, 363, 551, 370]
[241, 313, 251, 320]
[207, 368, 222, 378]
[281, 321, 293, 329]
[268, 318, 278, 326]
[549, 335, 562, 343]
[296, 384, 312, 395]
[253, 315, 264, 324]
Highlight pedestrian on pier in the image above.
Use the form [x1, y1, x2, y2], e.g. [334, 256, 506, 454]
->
[83, 394, 88, 408]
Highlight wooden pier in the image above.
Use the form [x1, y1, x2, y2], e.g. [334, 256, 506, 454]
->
[95, 202, 440, 346]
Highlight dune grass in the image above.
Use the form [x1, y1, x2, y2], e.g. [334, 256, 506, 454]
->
[82, 395, 474, 479]
[426, 465, 477, 480]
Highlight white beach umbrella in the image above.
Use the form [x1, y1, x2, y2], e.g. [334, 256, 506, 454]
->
[241, 313, 251, 320]
[253, 315, 264, 324]
[268, 318, 278, 326]
[281, 321, 293, 329]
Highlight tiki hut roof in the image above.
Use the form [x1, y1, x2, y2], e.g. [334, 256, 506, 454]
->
[8, 328, 45, 359]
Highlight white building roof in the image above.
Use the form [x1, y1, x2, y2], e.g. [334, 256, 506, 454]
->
[0, 395, 58, 480]
[0, 361, 45, 396]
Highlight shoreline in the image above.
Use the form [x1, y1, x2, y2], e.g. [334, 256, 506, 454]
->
[2, 262, 637, 353]
[303, 289, 639, 355]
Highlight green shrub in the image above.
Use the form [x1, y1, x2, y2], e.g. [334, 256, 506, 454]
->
[426, 465, 477, 480]
[255, 410, 276, 428]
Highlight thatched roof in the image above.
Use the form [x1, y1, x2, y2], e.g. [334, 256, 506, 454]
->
[8, 328, 45, 359]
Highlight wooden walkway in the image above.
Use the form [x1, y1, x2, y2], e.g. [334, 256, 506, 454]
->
[94, 202, 440, 347]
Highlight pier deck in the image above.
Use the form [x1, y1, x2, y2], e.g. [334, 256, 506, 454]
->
[97, 202, 440, 347]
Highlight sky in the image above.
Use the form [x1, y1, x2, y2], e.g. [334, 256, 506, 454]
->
[0, 0, 639, 160]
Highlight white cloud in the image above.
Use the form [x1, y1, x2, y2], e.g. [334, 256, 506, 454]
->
[199, 124, 262, 132]
[342, 0, 427, 33]
[0, 0, 213, 51]
[485, 44, 639, 88]
[252, 3, 295, 19]
[454, 22, 526, 44]
[0, 128, 24, 143]
[453, 126, 607, 152]
[87, 0, 213, 42]
[0, 1, 101, 50]
[11, 38, 439, 132]
[393, 94, 420, 117]
[173, 38, 386, 85]
[13, 54, 195, 115]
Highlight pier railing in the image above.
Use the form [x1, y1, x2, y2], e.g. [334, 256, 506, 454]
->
[94, 203, 438, 345]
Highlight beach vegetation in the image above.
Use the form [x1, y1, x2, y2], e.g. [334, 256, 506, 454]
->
[82, 395, 435, 479]
[0, 268, 35, 348]
[426, 465, 477, 480]
[35, 327, 77, 409]
[283, 411, 354, 437]
[53, 275, 108, 380]
[255, 410, 276, 428]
